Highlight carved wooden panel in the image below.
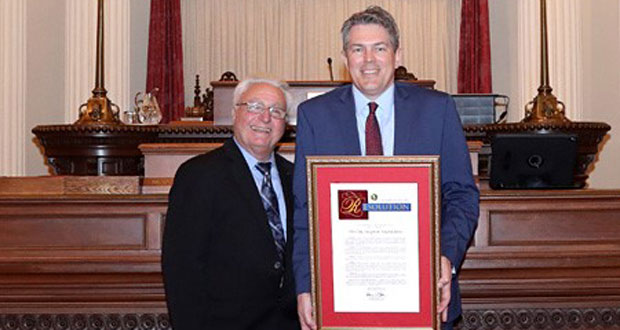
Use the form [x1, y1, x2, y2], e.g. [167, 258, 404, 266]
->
[0, 215, 146, 249]
[460, 189, 620, 316]
[0, 195, 168, 312]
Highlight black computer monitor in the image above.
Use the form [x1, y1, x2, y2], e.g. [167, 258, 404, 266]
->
[490, 133, 578, 189]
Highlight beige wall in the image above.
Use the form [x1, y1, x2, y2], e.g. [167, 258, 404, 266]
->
[581, 0, 620, 188]
[130, 1, 150, 101]
[26, 0, 65, 176]
[488, 1, 520, 121]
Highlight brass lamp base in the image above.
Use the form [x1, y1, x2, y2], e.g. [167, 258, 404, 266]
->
[523, 86, 570, 125]
[75, 94, 121, 125]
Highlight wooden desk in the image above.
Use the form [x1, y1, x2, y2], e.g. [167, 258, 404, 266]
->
[459, 189, 620, 329]
[0, 194, 169, 327]
[1, 188, 619, 329]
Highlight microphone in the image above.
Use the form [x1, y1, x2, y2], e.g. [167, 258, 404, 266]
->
[327, 57, 334, 81]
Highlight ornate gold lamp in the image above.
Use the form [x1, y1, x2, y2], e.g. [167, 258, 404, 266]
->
[468, 0, 610, 188]
[74, 0, 121, 125]
[522, 0, 569, 125]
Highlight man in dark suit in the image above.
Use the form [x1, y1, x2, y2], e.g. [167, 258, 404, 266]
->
[292, 6, 479, 330]
[162, 78, 300, 330]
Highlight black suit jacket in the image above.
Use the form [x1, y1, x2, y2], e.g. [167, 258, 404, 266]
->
[162, 139, 299, 330]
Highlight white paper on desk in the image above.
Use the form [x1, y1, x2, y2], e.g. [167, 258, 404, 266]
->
[330, 182, 420, 313]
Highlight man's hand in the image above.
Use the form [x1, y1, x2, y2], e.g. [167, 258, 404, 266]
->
[297, 293, 317, 330]
[437, 255, 452, 322]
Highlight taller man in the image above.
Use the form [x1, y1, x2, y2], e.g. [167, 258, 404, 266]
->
[163, 78, 300, 330]
[292, 6, 479, 330]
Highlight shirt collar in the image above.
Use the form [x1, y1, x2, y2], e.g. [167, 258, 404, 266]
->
[233, 137, 276, 170]
[352, 83, 395, 120]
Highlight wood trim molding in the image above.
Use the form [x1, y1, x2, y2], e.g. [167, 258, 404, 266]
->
[0, 313, 171, 330]
[457, 307, 620, 329]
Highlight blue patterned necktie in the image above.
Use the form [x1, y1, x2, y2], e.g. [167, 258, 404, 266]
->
[255, 162, 285, 262]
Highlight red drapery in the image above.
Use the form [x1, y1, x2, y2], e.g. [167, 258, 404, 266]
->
[458, 0, 492, 93]
[146, 0, 184, 123]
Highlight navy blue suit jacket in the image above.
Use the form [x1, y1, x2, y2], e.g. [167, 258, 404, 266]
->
[292, 82, 479, 321]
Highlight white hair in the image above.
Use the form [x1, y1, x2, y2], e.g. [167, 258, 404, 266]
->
[232, 77, 293, 113]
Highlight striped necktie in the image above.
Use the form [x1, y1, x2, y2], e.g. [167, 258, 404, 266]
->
[255, 162, 285, 262]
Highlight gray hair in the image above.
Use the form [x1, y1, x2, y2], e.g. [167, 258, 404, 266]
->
[232, 77, 293, 113]
[341, 6, 400, 51]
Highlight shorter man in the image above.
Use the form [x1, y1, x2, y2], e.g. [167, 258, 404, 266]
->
[162, 78, 300, 330]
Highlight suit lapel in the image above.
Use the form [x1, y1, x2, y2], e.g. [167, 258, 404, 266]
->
[335, 86, 362, 155]
[394, 83, 417, 155]
[222, 140, 275, 243]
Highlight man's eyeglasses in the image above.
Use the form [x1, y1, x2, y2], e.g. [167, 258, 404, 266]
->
[236, 102, 287, 120]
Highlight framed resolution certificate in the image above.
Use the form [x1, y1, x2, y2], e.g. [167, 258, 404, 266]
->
[307, 156, 441, 329]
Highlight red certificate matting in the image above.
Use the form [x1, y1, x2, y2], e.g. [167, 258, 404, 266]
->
[307, 156, 441, 330]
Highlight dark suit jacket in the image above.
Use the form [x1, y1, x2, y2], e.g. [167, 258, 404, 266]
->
[292, 82, 479, 322]
[162, 139, 299, 330]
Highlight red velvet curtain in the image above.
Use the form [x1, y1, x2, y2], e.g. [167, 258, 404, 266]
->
[146, 0, 184, 123]
[458, 0, 492, 93]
